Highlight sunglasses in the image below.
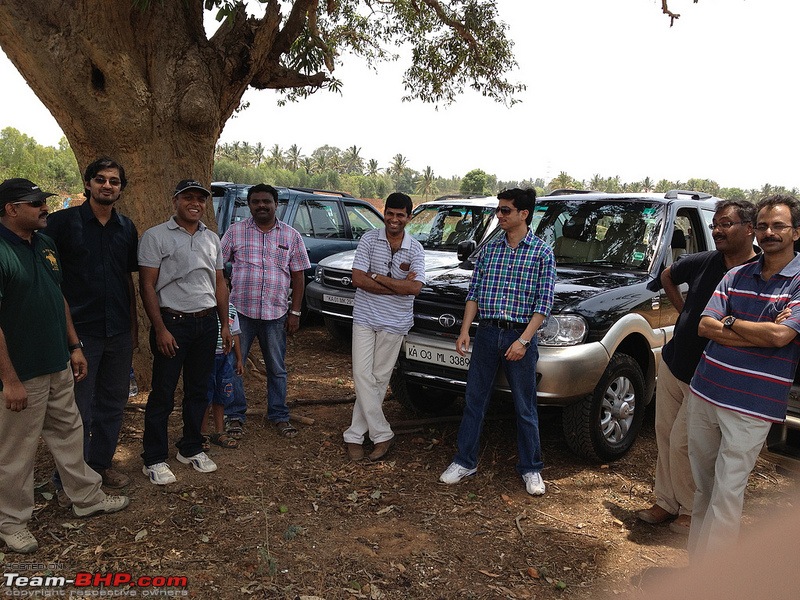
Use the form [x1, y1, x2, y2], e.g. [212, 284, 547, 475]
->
[92, 176, 123, 186]
[495, 206, 519, 216]
[11, 199, 48, 208]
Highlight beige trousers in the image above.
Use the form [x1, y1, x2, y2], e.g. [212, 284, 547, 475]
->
[0, 365, 105, 534]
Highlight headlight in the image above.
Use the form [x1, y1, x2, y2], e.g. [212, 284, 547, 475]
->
[314, 265, 323, 283]
[537, 315, 588, 346]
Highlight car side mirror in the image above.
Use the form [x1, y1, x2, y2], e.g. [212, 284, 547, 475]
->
[457, 239, 476, 262]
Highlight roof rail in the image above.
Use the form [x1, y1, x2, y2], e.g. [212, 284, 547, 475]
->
[664, 189, 712, 200]
[287, 186, 355, 198]
[546, 189, 595, 196]
[432, 193, 486, 201]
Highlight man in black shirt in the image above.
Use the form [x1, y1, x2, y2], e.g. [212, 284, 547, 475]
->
[43, 158, 138, 495]
[636, 200, 758, 534]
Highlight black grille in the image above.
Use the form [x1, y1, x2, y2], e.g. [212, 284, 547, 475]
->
[320, 268, 355, 291]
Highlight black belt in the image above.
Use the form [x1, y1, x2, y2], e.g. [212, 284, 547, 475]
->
[161, 307, 215, 318]
[481, 319, 526, 330]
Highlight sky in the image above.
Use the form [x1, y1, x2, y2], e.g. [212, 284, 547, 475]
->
[0, 0, 797, 190]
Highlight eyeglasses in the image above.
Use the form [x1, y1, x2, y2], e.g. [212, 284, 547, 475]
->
[92, 176, 122, 187]
[495, 206, 519, 216]
[11, 199, 48, 208]
[754, 223, 795, 232]
[708, 221, 747, 230]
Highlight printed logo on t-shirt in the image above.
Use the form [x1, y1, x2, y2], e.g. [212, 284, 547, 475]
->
[42, 248, 59, 271]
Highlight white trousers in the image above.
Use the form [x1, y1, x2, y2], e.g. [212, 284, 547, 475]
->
[343, 324, 404, 445]
[686, 391, 771, 560]
[653, 359, 694, 516]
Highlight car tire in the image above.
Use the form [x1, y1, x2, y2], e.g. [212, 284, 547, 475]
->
[561, 353, 645, 462]
[390, 371, 458, 415]
[324, 318, 352, 342]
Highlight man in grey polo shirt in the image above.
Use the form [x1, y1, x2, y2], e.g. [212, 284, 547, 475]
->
[343, 193, 425, 462]
[138, 179, 232, 485]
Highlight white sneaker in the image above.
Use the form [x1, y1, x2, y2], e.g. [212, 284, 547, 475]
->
[1, 528, 38, 553]
[176, 451, 217, 473]
[523, 471, 546, 496]
[73, 495, 130, 517]
[143, 462, 177, 485]
[439, 462, 477, 484]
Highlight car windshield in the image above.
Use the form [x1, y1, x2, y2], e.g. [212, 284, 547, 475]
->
[530, 200, 665, 270]
[406, 203, 496, 250]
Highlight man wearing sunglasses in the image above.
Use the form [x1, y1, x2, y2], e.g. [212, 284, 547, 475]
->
[637, 200, 759, 536]
[440, 188, 556, 496]
[42, 158, 139, 501]
[0, 178, 129, 554]
[687, 194, 800, 560]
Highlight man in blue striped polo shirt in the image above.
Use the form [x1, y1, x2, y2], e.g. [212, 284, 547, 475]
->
[688, 194, 800, 559]
[343, 193, 426, 462]
[440, 188, 556, 496]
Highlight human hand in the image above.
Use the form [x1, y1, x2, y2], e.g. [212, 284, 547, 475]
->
[3, 380, 27, 411]
[71, 349, 88, 381]
[455, 332, 471, 356]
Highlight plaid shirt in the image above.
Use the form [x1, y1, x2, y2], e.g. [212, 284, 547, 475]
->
[221, 218, 310, 321]
[467, 229, 555, 323]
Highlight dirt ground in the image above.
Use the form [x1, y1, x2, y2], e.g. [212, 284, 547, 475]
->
[9, 323, 800, 599]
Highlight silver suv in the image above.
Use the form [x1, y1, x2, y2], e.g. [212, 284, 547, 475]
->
[305, 196, 499, 339]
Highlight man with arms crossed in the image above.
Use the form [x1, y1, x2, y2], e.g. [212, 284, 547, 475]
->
[0, 178, 128, 554]
[439, 188, 556, 496]
[343, 192, 425, 461]
[221, 184, 310, 439]
[637, 200, 758, 535]
[687, 194, 800, 559]
[43, 157, 139, 495]
[139, 179, 231, 484]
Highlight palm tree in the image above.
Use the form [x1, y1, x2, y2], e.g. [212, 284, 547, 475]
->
[389, 154, 409, 181]
[284, 144, 302, 171]
[252, 142, 265, 167]
[342, 145, 364, 174]
[641, 176, 654, 192]
[268, 144, 283, 168]
[366, 159, 381, 177]
[589, 174, 604, 191]
[300, 157, 314, 174]
[548, 171, 573, 191]
[416, 166, 438, 200]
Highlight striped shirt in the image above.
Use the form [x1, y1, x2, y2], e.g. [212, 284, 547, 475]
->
[352, 228, 426, 335]
[467, 229, 555, 323]
[215, 303, 242, 354]
[689, 253, 800, 422]
[221, 218, 311, 321]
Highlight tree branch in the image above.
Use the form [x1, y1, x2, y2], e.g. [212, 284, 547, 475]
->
[419, 0, 480, 54]
[271, 0, 318, 59]
[250, 65, 328, 90]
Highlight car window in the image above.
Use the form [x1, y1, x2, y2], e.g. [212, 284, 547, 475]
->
[294, 200, 346, 239]
[345, 203, 383, 240]
[536, 200, 665, 270]
[406, 204, 497, 250]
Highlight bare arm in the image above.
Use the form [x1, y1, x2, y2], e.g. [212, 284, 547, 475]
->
[698, 315, 798, 348]
[214, 269, 232, 353]
[0, 324, 27, 411]
[505, 313, 547, 362]
[139, 265, 178, 358]
[352, 268, 423, 296]
[455, 300, 479, 356]
[286, 269, 305, 334]
[232, 333, 244, 375]
[661, 266, 685, 313]
[64, 298, 87, 381]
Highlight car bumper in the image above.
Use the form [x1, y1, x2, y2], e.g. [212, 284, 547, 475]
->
[305, 281, 355, 321]
[398, 332, 612, 407]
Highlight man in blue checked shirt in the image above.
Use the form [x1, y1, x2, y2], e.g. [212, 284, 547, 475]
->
[439, 188, 556, 496]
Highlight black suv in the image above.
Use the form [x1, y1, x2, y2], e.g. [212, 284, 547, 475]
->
[211, 183, 384, 292]
[391, 190, 720, 462]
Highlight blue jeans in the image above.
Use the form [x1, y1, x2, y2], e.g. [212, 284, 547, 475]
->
[207, 352, 235, 406]
[228, 313, 289, 423]
[453, 323, 543, 475]
[53, 332, 132, 489]
[142, 312, 217, 466]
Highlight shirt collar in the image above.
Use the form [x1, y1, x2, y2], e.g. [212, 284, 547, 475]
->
[752, 252, 800, 278]
[79, 199, 121, 225]
[0, 222, 37, 247]
[503, 228, 535, 248]
[245, 216, 283, 232]
[167, 216, 207, 232]
[378, 227, 412, 249]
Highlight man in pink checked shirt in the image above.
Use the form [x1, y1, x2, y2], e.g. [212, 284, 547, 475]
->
[220, 184, 310, 439]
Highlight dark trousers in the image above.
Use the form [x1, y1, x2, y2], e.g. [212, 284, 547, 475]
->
[141, 312, 216, 466]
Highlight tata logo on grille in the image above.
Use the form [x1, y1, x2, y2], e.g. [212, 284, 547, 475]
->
[438, 314, 457, 328]
[341, 276, 352, 286]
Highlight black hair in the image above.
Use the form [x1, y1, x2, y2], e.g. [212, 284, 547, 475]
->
[247, 183, 279, 203]
[385, 192, 413, 216]
[755, 194, 800, 228]
[497, 188, 536, 225]
[714, 199, 756, 225]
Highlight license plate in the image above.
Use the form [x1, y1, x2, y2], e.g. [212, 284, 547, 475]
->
[404, 342, 470, 370]
[323, 294, 355, 307]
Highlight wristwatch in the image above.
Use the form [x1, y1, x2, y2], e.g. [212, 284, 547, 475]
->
[517, 337, 531, 348]
[371, 273, 378, 280]
[289, 310, 302, 317]
[68, 341, 84, 352]
[722, 315, 737, 329]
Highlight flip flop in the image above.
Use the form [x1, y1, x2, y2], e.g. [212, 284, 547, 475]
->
[275, 421, 298, 438]
[210, 432, 239, 449]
